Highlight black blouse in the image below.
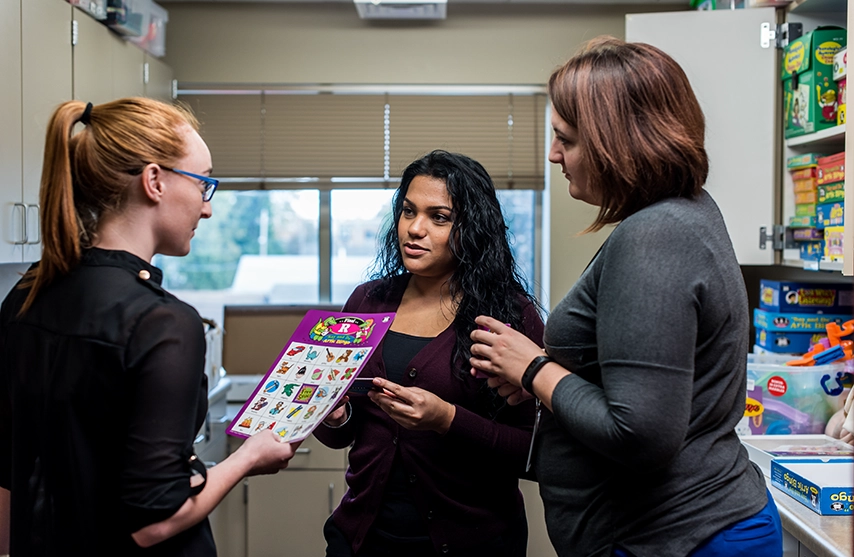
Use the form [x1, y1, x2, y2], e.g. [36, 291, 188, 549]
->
[0, 248, 214, 556]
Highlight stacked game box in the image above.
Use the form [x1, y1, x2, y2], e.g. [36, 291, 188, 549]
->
[815, 152, 845, 263]
[787, 153, 824, 259]
[834, 48, 847, 125]
[755, 280, 854, 353]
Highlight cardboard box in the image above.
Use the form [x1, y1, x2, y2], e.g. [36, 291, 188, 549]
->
[771, 460, 854, 515]
[759, 279, 853, 314]
[741, 434, 854, 476]
[824, 226, 845, 262]
[834, 48, 848, 81]
[755, 328, 825, 353]
[789, 215, 817, 228]
[787, 153, 823, 170]
[792, 228, 823, 241]
[753, 308, 851, 332]
[795, 203, 817, 217]
[818, 182, 845, 204]
[782, 27, 847, 138]
[816, 201, 844, 229]
[799, 241, 825, 262]
[816, 152, 845, 186]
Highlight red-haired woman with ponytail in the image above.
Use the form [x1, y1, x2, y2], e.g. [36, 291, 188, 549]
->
[0, 98, 298, 556]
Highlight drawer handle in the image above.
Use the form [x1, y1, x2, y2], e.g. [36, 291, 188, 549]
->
[296, 447, 312, 454]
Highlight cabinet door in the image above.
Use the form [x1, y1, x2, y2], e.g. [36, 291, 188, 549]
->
[73, 8, 115, 105]
[144, 54, 174, 103]
[112, 33, 145, 99]
[0, 0, 23, 262]
[626, 9, 778, 265]
[520, 479, 557, 557]
[247, 470, 346, 557]
[22, 0, 73, 263]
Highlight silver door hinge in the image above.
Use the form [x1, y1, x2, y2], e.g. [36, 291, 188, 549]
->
[71, 19, 79, 47]
[143, 62, 150, 85]
[759, 225, 796, 251]
[760, 22, 803, 49]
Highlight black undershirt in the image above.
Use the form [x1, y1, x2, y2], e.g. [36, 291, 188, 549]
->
[374, 330, 434, 540]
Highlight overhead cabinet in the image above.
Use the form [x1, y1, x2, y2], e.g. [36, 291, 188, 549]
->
[1, 0, 174, 264]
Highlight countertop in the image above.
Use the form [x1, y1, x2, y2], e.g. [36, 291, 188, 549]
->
[766, 477, 853, 557]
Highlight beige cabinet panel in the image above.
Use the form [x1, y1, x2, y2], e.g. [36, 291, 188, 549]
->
[520, 479, 558, 557]
[212, 479, 248, 557]
[0, 0, 23, 262]
[144, 54, 174, 102]
[21, 0, 73, 263]
[73, 8, 114, 105]
[111, 33, 145, 99]
[247, 470, 346, 557]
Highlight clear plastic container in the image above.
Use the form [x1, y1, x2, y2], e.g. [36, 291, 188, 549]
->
[736, 353, 852, 436]
[68, 0, 107, 21]
[106, 0, 151, 37]
[129, 1, 168, 58]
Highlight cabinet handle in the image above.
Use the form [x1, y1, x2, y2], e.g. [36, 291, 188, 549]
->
[26, 204, 40, 245]
[328, 483, 334, 514]
[13, 203, 27, 245]
[296, 447, 311, 454]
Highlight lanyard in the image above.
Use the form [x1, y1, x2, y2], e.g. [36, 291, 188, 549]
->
[525, 398, 541, 474]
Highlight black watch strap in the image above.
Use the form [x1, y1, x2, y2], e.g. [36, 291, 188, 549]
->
[521, 355, 553, 394]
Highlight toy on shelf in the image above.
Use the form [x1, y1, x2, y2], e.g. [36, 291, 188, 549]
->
[788, 318, 854, 368]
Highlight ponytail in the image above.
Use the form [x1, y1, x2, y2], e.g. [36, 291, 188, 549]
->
[19, 101, 87, 314]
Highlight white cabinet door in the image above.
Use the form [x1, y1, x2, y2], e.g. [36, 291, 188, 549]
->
[626, 9, 778, 265]
[73, 8, 115, 105]
[21, 0, 73, 263]
[144, 54, 174, 103]
[111, 33, 146, 99]
[0, 0, 23, 262]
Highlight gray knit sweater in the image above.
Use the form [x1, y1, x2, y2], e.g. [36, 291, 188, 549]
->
[537, 190, 767, 557]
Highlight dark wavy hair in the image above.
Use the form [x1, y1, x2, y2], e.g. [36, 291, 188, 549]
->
[370, 150, 542, 382]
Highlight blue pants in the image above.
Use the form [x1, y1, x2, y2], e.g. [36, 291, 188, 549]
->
[613, 489, 783, 557]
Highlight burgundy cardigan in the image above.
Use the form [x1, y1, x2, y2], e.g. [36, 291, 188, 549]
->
[313, 274, 544, 555]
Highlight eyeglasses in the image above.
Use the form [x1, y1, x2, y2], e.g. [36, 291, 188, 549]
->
[158, 165, 219, 202]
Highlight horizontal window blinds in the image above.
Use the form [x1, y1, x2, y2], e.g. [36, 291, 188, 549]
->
[180, 90, 545, 190]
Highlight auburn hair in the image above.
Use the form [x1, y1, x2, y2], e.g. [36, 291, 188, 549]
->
[549, 36, 709, 232]
[19, 97, 199, 314]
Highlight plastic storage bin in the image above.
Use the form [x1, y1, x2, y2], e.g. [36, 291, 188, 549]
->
[129, 1, 168, 58]
[68, 0, 107, 20]
[106, 0, 151, 37]
[737, 353, 851, 436]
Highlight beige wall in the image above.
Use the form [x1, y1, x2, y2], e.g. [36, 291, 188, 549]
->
[163, 2, 676, 308]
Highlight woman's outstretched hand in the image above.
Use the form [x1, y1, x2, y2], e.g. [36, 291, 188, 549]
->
[469, 315, 544, 405]
[368, 378, 456, 434]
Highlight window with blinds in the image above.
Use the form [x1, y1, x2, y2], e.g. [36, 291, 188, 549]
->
[178, 87, 547, 190]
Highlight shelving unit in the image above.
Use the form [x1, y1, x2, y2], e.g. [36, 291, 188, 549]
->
[780, 1, 848, 274]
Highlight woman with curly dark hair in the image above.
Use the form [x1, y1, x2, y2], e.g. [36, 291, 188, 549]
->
[313, 150, 545, 557]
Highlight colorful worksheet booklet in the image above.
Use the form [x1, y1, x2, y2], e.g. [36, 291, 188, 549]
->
[227, 310, 396, 443]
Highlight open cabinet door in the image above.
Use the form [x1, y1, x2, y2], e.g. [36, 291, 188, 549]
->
[626, 8, 778, 265]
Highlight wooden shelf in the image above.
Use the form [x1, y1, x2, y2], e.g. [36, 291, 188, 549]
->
[781, 258, 845, 272]
[786, 124, 846, 148]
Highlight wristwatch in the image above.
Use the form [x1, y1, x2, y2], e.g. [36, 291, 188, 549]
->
[521, 354, 553, 394]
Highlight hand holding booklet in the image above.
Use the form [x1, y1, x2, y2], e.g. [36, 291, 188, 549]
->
[227, 310, 395, 443]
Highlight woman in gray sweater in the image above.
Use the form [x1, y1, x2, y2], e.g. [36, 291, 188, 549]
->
[469, 37, 782, 557]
